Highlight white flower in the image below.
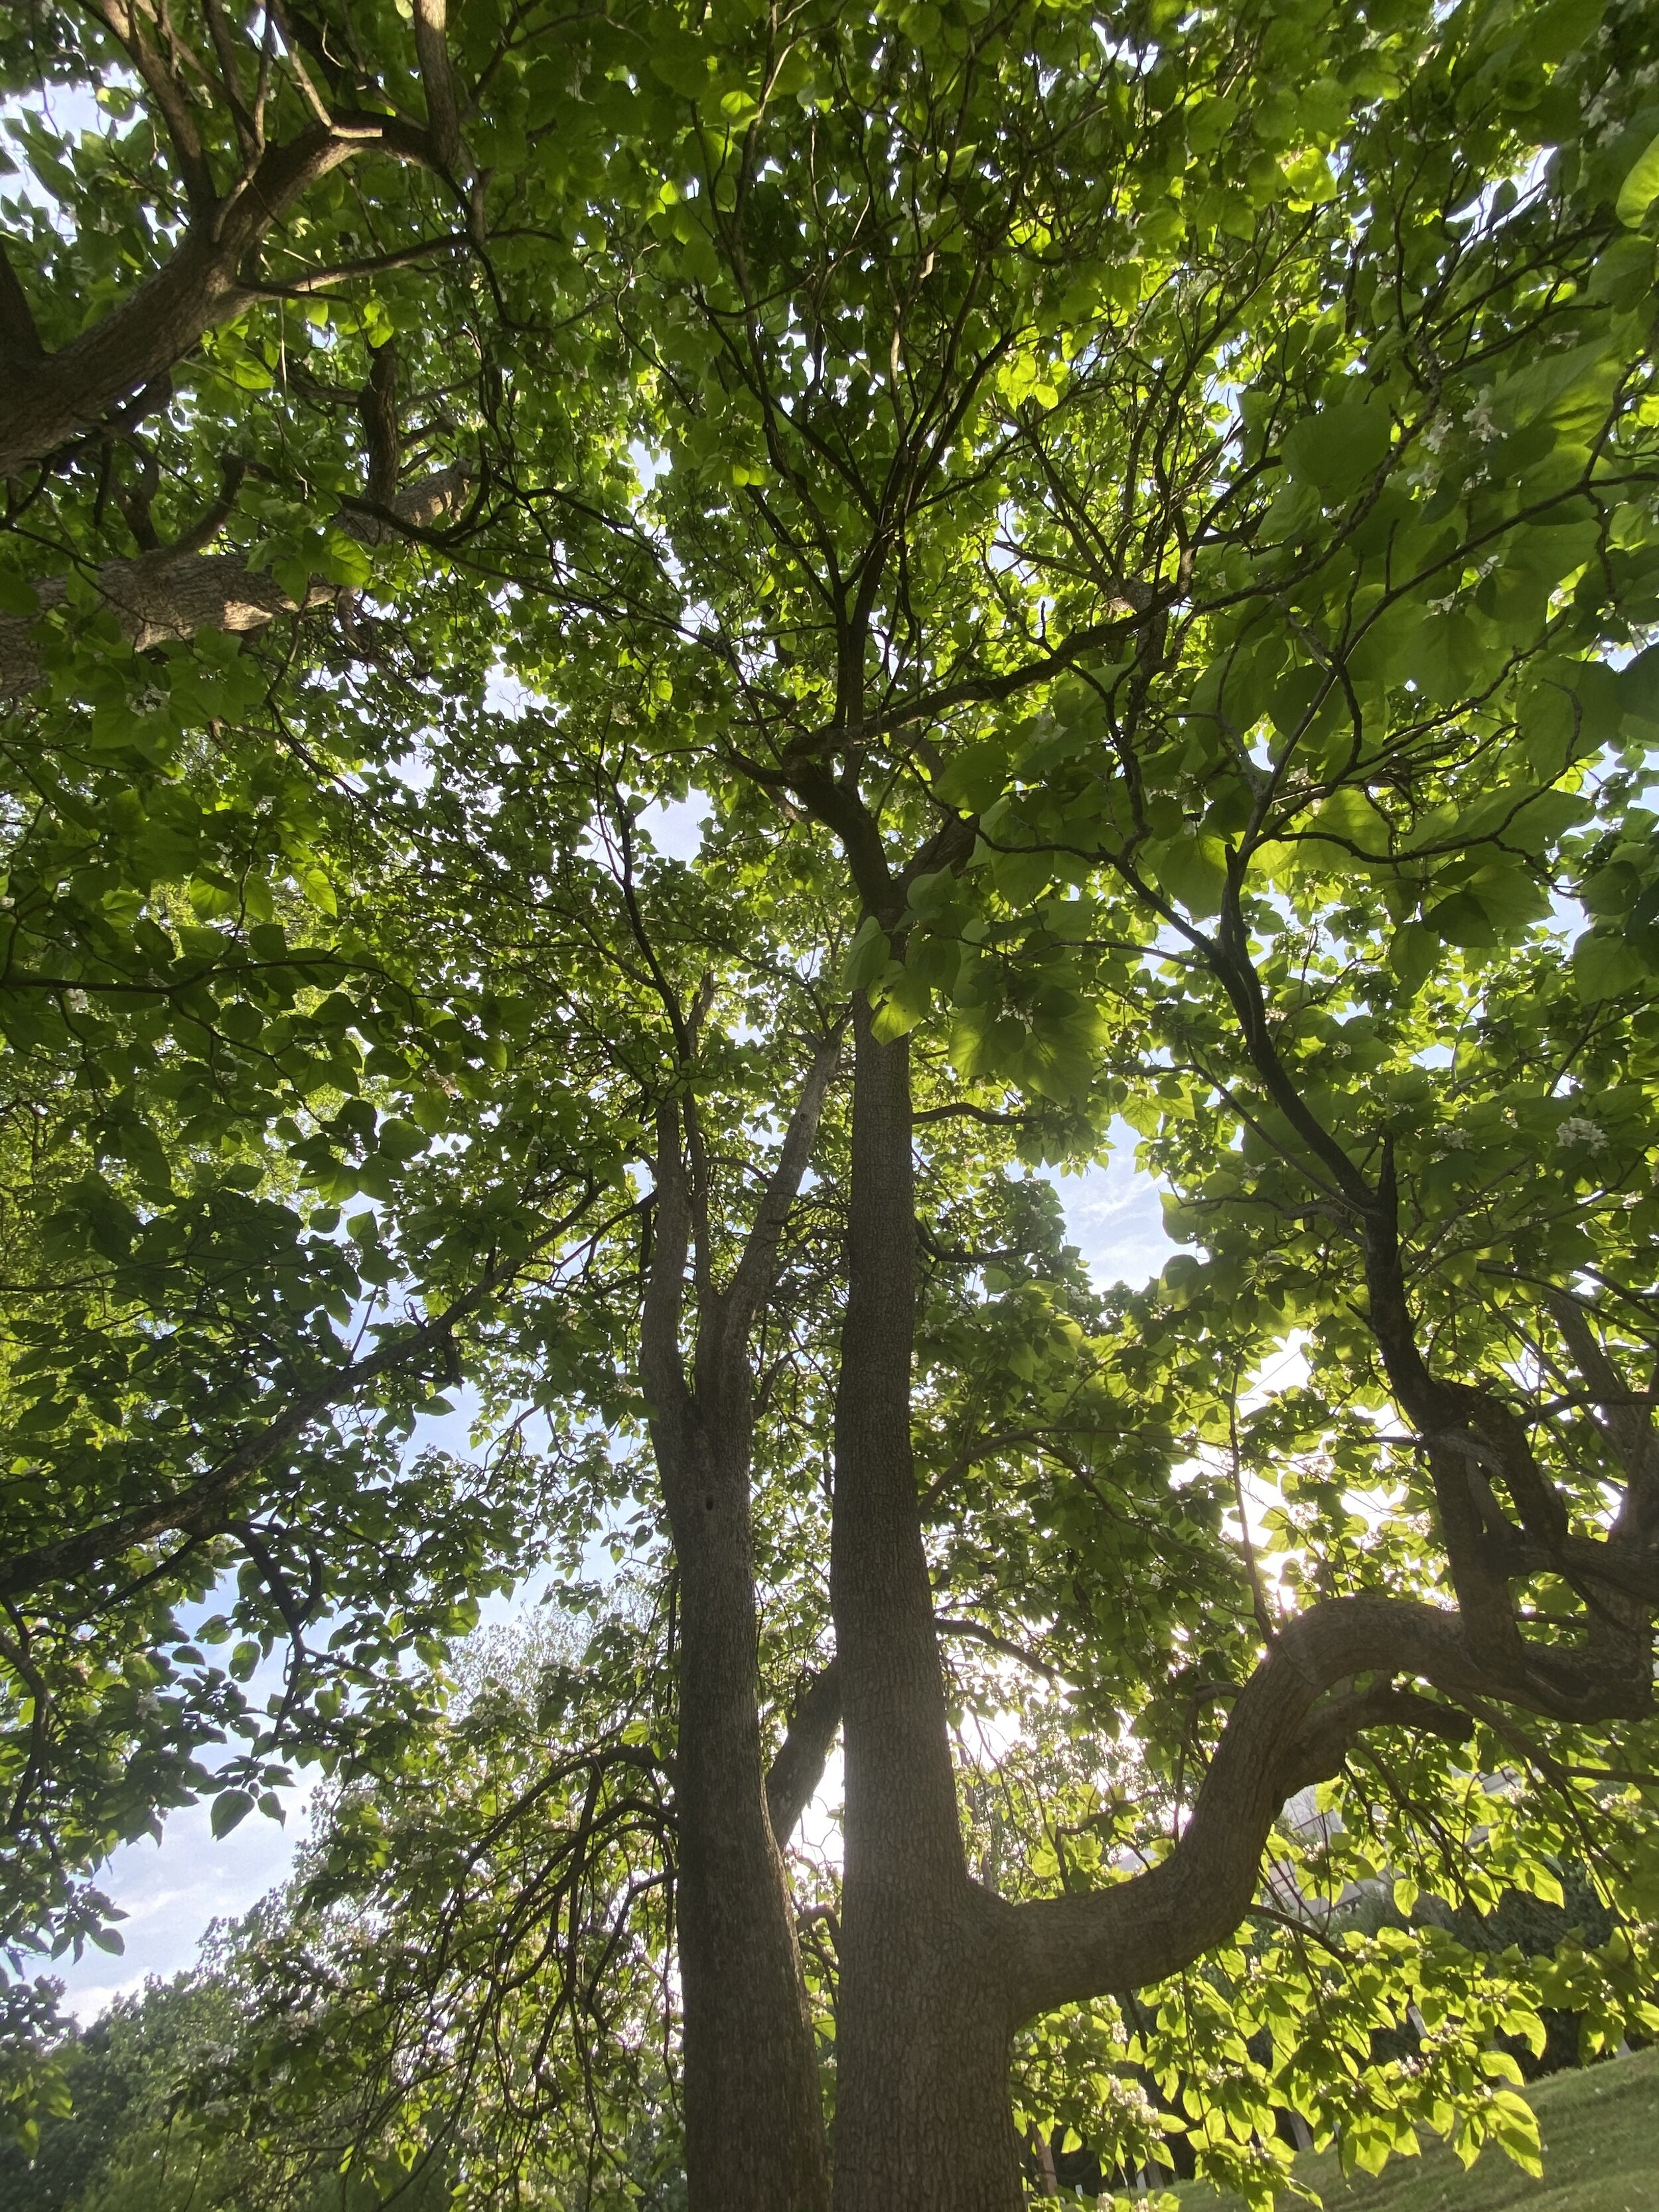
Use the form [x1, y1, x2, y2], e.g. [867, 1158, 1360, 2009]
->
[1557, 1116, 1607, 1151]
[1440, 1127, 1473, 1151]
[1468, 390, 1499, 442]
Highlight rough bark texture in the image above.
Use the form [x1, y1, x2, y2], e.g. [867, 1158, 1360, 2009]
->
[657, 1377, 828, 2212]
[830, 1003, 1023, 2212]
[641, 1045, 840, 2212]
[0, 114, 445, 480]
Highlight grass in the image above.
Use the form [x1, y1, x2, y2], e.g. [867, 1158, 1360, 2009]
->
[1171, 2043, 1659, 2212]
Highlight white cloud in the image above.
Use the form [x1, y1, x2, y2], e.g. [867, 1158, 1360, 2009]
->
[52, 1783, 316, 2018]
[1048, 1119, 1171, 1291]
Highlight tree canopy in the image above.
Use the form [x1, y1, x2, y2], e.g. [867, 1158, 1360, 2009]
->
[3, 0, 1659, 2204]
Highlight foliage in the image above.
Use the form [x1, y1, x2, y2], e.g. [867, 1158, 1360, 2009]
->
[1173, 2040, 1659, 2212]
[3, 0, 1659, 2201]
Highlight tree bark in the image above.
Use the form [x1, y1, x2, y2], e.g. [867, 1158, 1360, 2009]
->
[658, 1384, 829, 2212]
[766, 1659, 841, 1848]
[0, 467, 469, 701]
[830, 1000, 1023, 2212]
[0, 113, 446, 480]
[641, 1041, 840, 2212]
[1003, 1596, 1488, 2018]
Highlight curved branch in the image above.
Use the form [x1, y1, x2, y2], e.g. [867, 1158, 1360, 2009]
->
[1178, 883, 1656, 1696]
[1003, 1592, 1569, 2022]
[0, 118, 444, 479]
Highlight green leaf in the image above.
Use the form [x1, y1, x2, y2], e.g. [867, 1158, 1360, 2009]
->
[648, 30, 711, 98]
[210, 1789, 254, 1838]
[1618, 643, 1659, 726]
[1282, 400, 1392, 500]
[870, 964, 931, 1040]
[933, 739, 1007, 811]
[1425, 890, 1498, 946]
[1148, 834, 1228, 917]
[842, 917, 891, 990]
[301, 867, 338, 917]
[1573, 931, 1646, 1002]
[1615, 127, 1659, 227]
[1302, 788, 1391, 864]
[1388, 920, 1438, 997]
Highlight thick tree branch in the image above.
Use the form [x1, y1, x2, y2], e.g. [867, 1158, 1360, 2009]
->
[0, 242, 44, 368]
[81, 0, 219, 217]
[640, 1103, 695, 1443]
[0, 466, 470, 700]
[360, 341, 401, 510]
[1188, 884, 1655, 1704]
[936, 1615, 1059, 1682]
[411, 0, 465, 175]
[766, 1659, 841, 1847]
[1002, 1590, 1637, 2022]
[786, 762, 900, 921]
[711, 1025, 843, 1396]
[1548, 1291, 1659, 1546]
[0, 118, 443, 479]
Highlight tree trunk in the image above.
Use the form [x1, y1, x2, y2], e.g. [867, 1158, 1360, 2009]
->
[810, 825, 1659, 2211]
[639, 1054, 841, 2212]
[658, 1406, 830, 2212]
[829, 1002, 1023, 2212]
[0, 119, 441, 479]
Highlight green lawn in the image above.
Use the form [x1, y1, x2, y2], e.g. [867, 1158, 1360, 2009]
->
[1173, 2044, 1659, 2212]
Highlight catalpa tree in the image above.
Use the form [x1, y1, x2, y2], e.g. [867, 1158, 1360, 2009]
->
[2, 0, 1659, 2207]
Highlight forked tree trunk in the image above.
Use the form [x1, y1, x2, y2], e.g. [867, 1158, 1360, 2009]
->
[659, 1408, 830, 2212]
[820, 994, 1659, 2209]
[830, 1004, 1024, 2212]
[640, 1049, 842, 2212]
